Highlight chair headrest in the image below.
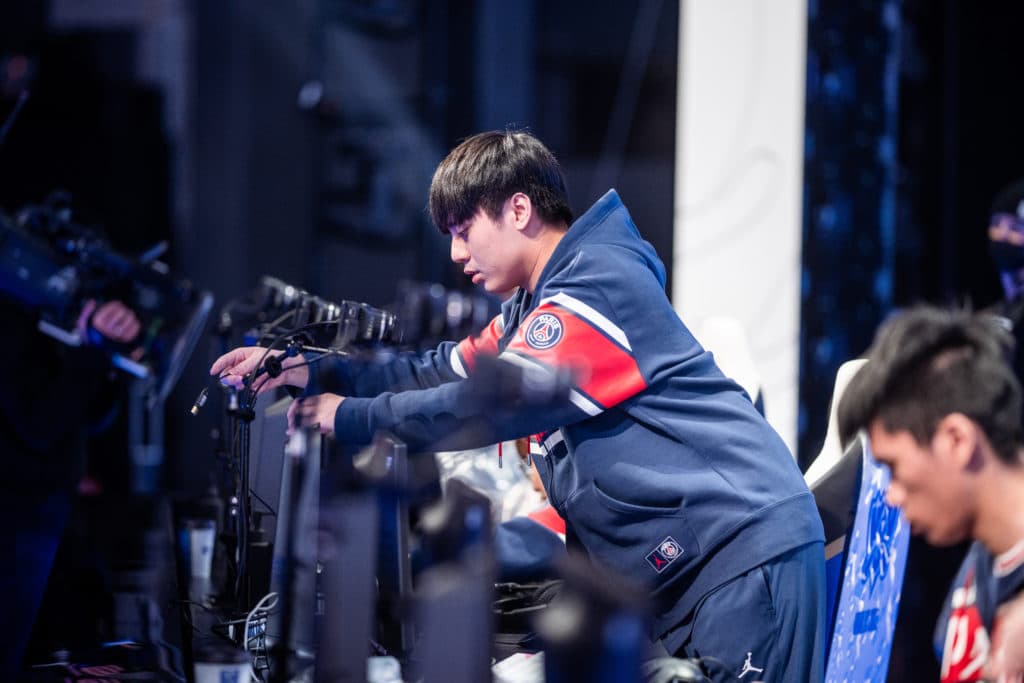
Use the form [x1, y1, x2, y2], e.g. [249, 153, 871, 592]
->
[804, 358, 868, 486]
[810, 434, 865, 545]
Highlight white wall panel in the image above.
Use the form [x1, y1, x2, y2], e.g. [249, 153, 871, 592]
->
[674, 0, 807, 453]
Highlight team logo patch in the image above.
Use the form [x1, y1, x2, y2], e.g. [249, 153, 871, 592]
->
[525, 313, 564, 350]
[645, 536, 683, 573]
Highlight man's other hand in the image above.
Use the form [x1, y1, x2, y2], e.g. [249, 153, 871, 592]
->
[287, 393, 344, 436]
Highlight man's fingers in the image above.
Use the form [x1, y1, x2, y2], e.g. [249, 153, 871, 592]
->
[295, 398, 316, 420]
[88, 302, 142, 343]
[94, 302, 133, 328]
[287, 399, 315, 432]
[210, 347, 255, 376]
[254, 375, 287, 395]
[213, 356, 256, 383]
[107, 308, 132, 329]
[123, 319, 141, 340]
[108, 317, 141, 342]
[210, 347, 283, 381]
[210, 349, 244, 376]
[286, 399, 299, 434]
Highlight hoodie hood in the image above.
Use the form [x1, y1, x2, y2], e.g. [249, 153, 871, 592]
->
[542, 189, 667, 289]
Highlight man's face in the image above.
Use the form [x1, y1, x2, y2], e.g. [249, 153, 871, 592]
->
[989, 213, 1024, 247]
[448, 200, 529, 295]
[868, 420, 974, 546]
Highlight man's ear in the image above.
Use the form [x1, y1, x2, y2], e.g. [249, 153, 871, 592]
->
[508, 192, 535, 231]
[935, 413, 983, 471]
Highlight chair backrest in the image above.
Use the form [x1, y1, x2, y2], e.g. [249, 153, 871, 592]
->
[823, 432, 911, 683]
[805, 358, 869, 487]
[809, 435, 864, 647]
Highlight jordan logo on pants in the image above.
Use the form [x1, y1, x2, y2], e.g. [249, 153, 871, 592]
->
[738, 651, 764, 678]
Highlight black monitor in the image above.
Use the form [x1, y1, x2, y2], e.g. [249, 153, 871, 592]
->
[265, 427, 321, 664]
[353, 434, 416, 657]
[248, 393, 292, 544]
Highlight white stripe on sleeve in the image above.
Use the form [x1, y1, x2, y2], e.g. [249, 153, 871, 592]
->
[540, 291, 632, 351]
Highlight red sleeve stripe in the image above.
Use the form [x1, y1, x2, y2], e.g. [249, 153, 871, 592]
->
[540, 291, 632, 351]
[454, 314, 504, 374]
[527, 505, 567, 537]
[498, 350, 603, 417]
[505, 305, 647, 410]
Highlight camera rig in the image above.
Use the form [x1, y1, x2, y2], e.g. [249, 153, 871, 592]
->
[0, 192, 213, 401]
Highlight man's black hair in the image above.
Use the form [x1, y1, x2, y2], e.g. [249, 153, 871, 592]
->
[837, 306, 1024, 465]
[428, 129, 573, 233]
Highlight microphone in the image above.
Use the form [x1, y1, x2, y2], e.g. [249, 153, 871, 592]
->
[190, 386, 209, 416]
[189, 340, 298, 416]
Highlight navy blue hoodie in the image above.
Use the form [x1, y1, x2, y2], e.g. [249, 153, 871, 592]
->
[324, 190, 824, 643]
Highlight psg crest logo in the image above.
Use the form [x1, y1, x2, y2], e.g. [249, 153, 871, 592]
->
[659, 539, 680, 558]
[525, 313, 564, 350]
[645, 536, 683, 573]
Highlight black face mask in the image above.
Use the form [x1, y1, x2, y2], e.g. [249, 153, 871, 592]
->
[990, 241, 1024, 273]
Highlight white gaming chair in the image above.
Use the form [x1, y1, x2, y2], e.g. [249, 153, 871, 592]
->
[802, 359, 911, 681]
[804, 359, 868, 487]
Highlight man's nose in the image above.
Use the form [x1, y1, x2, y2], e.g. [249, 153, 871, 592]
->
[885, 482, 904, 508]
[450, 238, 468, 263]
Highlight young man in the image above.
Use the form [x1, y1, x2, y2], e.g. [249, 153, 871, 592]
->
[212, 130, 825, 680]
[837, 306, 1024, 682]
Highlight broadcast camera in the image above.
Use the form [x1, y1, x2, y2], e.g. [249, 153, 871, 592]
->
[0, 192, 213, 399]
[218, 274, 401, 354]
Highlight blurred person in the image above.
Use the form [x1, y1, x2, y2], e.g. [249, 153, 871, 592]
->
[987, 179, 1024, 411]
[837, 306, 1024, 683]
[1, 296, 140, 678]
[213, 130, 825, 681]
[433, 438, 547, 526]
[988, 178, 1024, 307]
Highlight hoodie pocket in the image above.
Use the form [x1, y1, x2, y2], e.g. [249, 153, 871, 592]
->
[565, 480, 700, 585]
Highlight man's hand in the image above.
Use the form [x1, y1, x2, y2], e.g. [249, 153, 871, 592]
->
[287, 393, 344, 436]
[210, 346, 310, 394]
[77, 299, 141, 344]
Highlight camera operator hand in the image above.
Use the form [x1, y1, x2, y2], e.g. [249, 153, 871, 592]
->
[209, 346, 310, 394]
[286, 393, 343, 436]
[76, 299, 141, 345]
